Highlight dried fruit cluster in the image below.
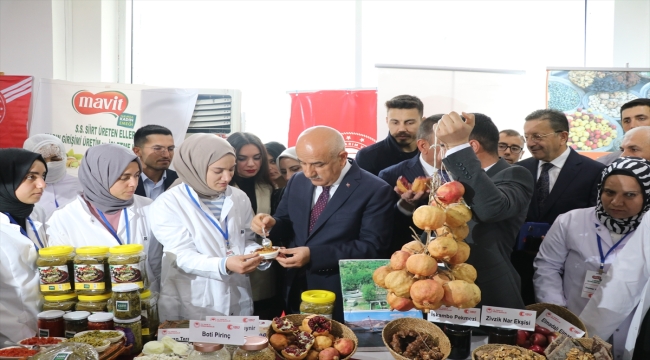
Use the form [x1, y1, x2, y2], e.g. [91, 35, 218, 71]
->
[374, 179, 481, 312]
[270, 315, 355, 360]
[389, 330, 444, 360]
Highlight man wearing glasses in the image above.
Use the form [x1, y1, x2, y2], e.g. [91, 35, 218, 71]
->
[498, 129, 525, 164]
[132, 125, 179, 200]
[513, 109, 605, 305]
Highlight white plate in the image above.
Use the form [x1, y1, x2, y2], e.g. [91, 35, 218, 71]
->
[256, 246, 280, 260]
[0, 346, 40, 359]
[18, 337, 66, 347]
[94, 340, 111, 353]
[74, 330, 125, 343]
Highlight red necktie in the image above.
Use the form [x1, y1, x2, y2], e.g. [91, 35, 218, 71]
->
[309, 186, 331, 234]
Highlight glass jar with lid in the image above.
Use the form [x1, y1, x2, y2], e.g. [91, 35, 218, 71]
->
[300, 290, 336, 319]
[188, 343, 231, 360]
[63, 311, 90, 338]
[140, 289, 159, 343]
[232, 336, 274, 360]
[487, 327, 517, 345]
[111, 284, 141, 320]
[43, 293, 78, 312]
[88, 312, 114, 330]
[37, 245, 75, 295]
[37, 310, 65, 337]
[76, 293, 112, 313]
[114, 315, 143, 354]
[108, 244, 149, 291]
[74, 246, 111, 295]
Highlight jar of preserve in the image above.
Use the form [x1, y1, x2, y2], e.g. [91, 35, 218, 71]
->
[88, 312, 114, 330]
[299, 290, 335, 319]
[76, 293, 112, 313]
[42, 293, 78, 313]
[74, 246, 111, 295]
[488, 327, 517, 345]
[63, 311, 90, 338]
[114, 315, 143, 354]
[37, 246, 75, 295]
[112, 284, 141, 320]
[108, 244, 148, 290]
[37, 310, 65, 337]
[188, 343, 231, 360]
[445, 324, 472, 359]
[140, 289, 160, 342]
[232, 336, 274, 360]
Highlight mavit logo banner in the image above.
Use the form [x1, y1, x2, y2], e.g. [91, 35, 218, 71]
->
[72, 90, 136, 129]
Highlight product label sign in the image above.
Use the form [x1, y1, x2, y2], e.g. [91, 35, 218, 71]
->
[74, 264, 106, 290]
[52, 352, 73, 360]
[428, 306, 481, 327]
[189, 321, 246, 345]
[536, 310, 585, 338]
[157, 328, 189, 342]
[480, 306, 536, 331]
[109, 263, 144, 289]
[38, 265, 72, 292]
[205, 316, 259, 336]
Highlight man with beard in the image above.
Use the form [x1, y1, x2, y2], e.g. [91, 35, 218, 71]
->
[514, 109, 605, 304]
[132, 125, 179, 200]
[355, 95, 424, 176]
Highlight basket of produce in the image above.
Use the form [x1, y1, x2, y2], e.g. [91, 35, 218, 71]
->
[268, 314, 357, 360]
[526, 303, 588, 337]
[545, 334, 613, 360]
[382, 317, 451, 360]
[473, 344, 544, 360]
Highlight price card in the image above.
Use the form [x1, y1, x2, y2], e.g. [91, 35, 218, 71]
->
[189, 320, 246, 345]
[480, 306, 536, 331]
[428, 306, 481, 327]
[536, 310, 585, 338]
[206, 316, 259, 336]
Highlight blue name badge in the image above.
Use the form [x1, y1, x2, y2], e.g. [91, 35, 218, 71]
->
[516, 222, 551, 251]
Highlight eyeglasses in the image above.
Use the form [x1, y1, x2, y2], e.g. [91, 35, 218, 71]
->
[524, 131, 563, 143]
[498, 143, 523, 154]
[145, 145, 175, 154]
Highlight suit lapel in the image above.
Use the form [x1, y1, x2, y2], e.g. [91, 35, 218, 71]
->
[518, 158, 540, 219]
[405, 156, 425, 180]
[540, 149, 581, 218]
[294, 177, 315, 246]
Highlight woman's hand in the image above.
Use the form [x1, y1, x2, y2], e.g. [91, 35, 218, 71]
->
[226, 253, 263, 274]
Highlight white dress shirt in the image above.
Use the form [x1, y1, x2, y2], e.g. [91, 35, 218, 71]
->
[141, 170, 167, 200]
[537, 146, 571, 191]
[312, 161, 352, 207]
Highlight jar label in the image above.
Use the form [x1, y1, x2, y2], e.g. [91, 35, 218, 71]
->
[142, 328, 150, 336]
[52, 352, 73, 360]
[38, 265, 72, 292]
[64, 330, 76, 339]
[109, 263, 144, 288]
[38, 328, 50, 337]
[74, 264, 106, 290]
[115, 300, 130, 312]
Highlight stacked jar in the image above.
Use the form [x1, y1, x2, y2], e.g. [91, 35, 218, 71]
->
[140, 289, 160, 343]
[74, 246, 111, 295]
[88, 312, 114, 330]
[77, 293, 112, 313]
[63, 311, 90, 338]
[112, 284, 143, 354]
[37, 310, 65, 337]
[42, 293, 78, 312]
[37, 246, 75, 296]
[108, 244, 149, 291]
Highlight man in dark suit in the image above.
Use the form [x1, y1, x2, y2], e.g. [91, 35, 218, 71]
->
[251, 126, 395, 322]
[132, 125, 179, 200]
[379, 114, 446, 254]
[514, 109, 606, 304]
[436, 112, 534, 309]
[355, 95, 424, 176]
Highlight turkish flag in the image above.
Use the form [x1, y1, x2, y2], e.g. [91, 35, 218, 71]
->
[288, 90, 377, 157]
[0, 76, 33, 148]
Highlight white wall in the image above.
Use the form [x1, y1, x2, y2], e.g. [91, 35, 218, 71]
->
[613, 0, 650, 67]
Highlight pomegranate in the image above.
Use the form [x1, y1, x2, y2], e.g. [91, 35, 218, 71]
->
[405, 253, 438, 278]
[386, 292, 415, 311]
[445, 203, 472, 227]
[384, 270, 415, 298]
[458, 282, 481, 308]
[390, 251, 411, 270]
[447, 241, 470, 265]
[333, 338, 355, 357]
[448, 223, 469, 241]
[409, 279, 444, 307]
[451, 263, 477, 283]
[401, 240, 425, 254]
[436, 181, 465, 204]
[443, 280, 476, 308]
[433, 273, 451, 287]
[427, 236, 458, 261]
[313, 335, 333, 351]
[318, 347, 340, 360]
[270, 333, 289, 351]
[372, 265, 392, 288]
[306, 350, 320, 360]
[412, 205, 446, 231]
[411, 176, 430, 193]
[302, 315, 332, 336]
[396, 176, 411, 195]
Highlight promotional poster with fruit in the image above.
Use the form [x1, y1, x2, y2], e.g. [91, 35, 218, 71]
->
[30, 79, 198, 175]
[546, 70, 650, 152]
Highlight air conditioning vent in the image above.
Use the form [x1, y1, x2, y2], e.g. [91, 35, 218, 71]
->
[186, 89, 241, 135]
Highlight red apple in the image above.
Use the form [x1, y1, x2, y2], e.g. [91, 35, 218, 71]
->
[534, 325, 553, 336]
[436, 181, 465, 204]
[528, 344, 545, 354]
[530, 332, 548, 347]
[547, 333, 559, 345]
[516, 330, 531, 347]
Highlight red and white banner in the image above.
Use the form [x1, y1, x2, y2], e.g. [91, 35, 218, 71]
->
[0, 76, 33, 148]
[288, 90, 377, 158]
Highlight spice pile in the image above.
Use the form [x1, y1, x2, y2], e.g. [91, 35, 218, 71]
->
[20, 336, 65, 346]
[0, 347, 40, 357]
[389, 330, 444, 360]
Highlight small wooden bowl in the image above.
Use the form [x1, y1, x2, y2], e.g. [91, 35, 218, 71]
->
[381, 317, 451, 360]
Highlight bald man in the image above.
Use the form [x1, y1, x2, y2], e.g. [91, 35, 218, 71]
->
[252, 126, 395, 322]
[620, 126, 650, 161]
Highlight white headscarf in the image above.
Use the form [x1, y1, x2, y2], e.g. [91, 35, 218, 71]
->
[23, 134, 67, 183]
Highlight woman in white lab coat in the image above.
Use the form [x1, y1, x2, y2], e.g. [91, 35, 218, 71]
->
[0, 149, 49, 344]
[46, 144, 162, 292]
[150, 134, 263, 321]
[23, 134, 82, 220]
[534, 157, 650, 359]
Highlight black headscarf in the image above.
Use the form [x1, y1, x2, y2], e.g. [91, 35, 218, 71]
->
[0, 148, 47, 225]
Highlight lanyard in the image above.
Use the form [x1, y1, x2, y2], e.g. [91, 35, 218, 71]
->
[596, 226, 630, 274]
[96, 208, 130, 245]
[185, 184, 230, 247]
[3, 212, 43, 250]
[52, 184, 59, 208]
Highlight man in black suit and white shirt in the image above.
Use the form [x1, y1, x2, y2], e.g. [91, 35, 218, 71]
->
[514, 109, 606, 304]
[436, 112, 534, 308]
[132, 125, 179, 200]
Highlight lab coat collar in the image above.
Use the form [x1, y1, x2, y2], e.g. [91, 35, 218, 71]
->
[184, 183, 234, 222]
[0, 212, 22, 235]
[77, 194, 137, 233]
